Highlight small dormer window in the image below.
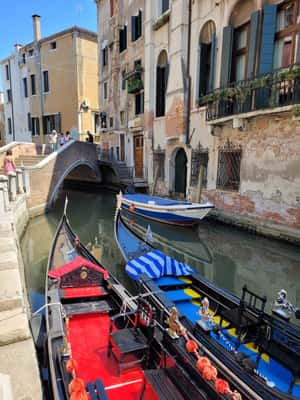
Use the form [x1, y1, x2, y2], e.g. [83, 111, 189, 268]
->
[50, 41, 57, 50]
[28, 49, 34, 57]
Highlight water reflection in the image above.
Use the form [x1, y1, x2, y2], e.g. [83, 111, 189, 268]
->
[21, 190, 300, 324]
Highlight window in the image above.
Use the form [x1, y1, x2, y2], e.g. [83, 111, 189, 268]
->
[23, 78, 28, 98]
[161, 0, 169, 15]
[135, 91, 144, 115]
[190, 149, 209, 187]
[42, 114, 61, 134]
[120, 110, 125, 126]
[110, 0, 114, 17]
[31, 74, 36, 95]
[102, 46, 108, 66]
[119, 26, 127, 53]
[216, 145, 242, 191]
[28, 49, 34, 57]
[22, 53, 26, 64]
[100, 112, 107, 129]
[31, 117, 40, 136]
[5, 65, 9, 80]
[153, 148, 165, 180]
[50, 41, 56, 50]
[122, 70, 126, 90]
[103, 81, 108, 100]
[94, 113, 100, 133]
[156, 51, 168, 117]
[231, 23, 249, 82]
[7, 118, 12, 135]
[198, 20, 216, 99]
[43, 71, 49, 93]
[109, 117, 114, 128]
[132, 10, 142, 41]
[6, 89, 11, 103]
[273, 1, 298, 70]
[27, 113, 31, 131]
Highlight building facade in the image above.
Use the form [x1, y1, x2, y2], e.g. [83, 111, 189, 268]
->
[96, 0, 300, 231]
[0, 92, 5, 146]
[0, 15, 99, 144]
[96, 0, 146, 176]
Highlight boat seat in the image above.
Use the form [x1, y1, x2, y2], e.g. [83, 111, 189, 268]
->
[166, 289, 200, 303]
[108, 299, 155, 375]
[155, 277, 187, 288]
[63, 299, 113, 316]
[61, 285, 108, 300]
[219, 286, 266, 334]
[109, 327, 148, 374]
[141, 369, 184, 400]
[87, 379, 108, 400]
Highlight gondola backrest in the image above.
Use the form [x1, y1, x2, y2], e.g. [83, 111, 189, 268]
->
[241, 285, 267, 315]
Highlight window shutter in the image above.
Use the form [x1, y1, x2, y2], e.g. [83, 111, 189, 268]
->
[199, 44, 208, 97]
[220, 26, 234, 86]
[124, 25, 127, 49]
[208, 34, 217, 92]
[27, 113, 31, 131]
[296, 32, 300, 63]
[54, 113, 61, 132]
[156, 67, 163, 116]
[258, 5, 277, 75]
[36, 118, 40, 135]
[138, 11, 142, 37]
[131, 16, 136, 41]
[247, 10, 260, 79]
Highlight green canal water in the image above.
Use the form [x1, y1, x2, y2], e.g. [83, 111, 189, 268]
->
[21, 189, 300, 324]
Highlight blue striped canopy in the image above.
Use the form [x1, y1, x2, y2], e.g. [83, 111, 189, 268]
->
[126, 250, 194, 280]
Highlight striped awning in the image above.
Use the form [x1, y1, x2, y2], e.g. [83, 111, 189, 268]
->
[126, 250, 194, 280]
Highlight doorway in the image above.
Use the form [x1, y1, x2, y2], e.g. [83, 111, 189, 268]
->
[134, 135, 143, 178]
[175, 148, 187, 195]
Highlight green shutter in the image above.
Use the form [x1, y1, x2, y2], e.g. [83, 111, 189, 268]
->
[247, 10, 260, 79]
[258, 5, 277, 75]
[208, 34, 217, 92]
[131, 16, 136, 41]
[220, 26, 234, 86]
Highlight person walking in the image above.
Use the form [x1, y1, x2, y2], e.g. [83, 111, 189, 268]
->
[87, 131, 94, 143]
[2, 150, 16, 175]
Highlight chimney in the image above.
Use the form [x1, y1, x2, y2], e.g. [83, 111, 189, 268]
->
[32, 14, 41, 42]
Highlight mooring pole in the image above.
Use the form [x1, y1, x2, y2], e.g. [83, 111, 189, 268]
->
[151, 165, 159, 195]
[196, 165, 205, 203]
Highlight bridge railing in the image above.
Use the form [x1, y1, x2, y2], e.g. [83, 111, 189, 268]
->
[0, 168, 28, 213]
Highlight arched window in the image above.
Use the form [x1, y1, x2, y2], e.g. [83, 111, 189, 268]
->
[198, 20, 216, 98]
[220, 0, 257, 86]
[156, 51, 168, 117]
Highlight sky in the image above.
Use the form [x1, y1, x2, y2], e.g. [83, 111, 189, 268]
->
[0, 0, 97, 90]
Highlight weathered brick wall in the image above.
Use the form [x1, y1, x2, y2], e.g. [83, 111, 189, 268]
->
[189, 114, 300, 229]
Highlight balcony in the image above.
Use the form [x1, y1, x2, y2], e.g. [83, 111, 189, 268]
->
[126, 66, 144, 94]
[199, 64, 300, 122]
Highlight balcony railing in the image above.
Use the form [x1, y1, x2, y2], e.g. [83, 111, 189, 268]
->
[199, 64, 300, 121]
[126, 66, 144, 94]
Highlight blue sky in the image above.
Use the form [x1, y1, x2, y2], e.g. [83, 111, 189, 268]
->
[0, 0, 97, 90]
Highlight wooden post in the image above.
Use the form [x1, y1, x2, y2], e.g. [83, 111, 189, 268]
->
[196, 165, 205, 203]
[151, 165, 159, 195]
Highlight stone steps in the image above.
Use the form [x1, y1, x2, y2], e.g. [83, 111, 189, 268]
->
[0, 308, 30, 346]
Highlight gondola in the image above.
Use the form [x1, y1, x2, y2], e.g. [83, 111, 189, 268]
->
[115, 207, 300, 400]
[121, 193, 214, 226]
[44, 205, 250, 400]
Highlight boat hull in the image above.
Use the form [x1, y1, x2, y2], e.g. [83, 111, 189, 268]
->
[122, 200, 213, 226]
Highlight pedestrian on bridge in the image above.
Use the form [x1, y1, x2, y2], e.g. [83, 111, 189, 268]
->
[2, 150, 16, 175]
[49, 130, 58, 151]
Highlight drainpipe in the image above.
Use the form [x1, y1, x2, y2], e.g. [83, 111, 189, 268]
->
[185, 0, 192, 145]
[8, 59, 15, 141]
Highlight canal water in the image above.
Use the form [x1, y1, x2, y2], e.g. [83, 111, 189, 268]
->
[21, 189, 300, 324]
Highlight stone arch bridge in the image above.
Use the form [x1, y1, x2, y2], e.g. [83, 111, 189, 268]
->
[0, 141, 124, 215]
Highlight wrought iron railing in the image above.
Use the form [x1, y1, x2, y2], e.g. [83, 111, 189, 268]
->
[199, 64, 300, 121]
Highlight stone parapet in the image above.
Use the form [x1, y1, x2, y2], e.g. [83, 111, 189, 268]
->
[0, 191, 42, 399]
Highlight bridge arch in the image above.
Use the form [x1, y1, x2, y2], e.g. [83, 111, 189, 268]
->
[48, 159, 102, 205]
